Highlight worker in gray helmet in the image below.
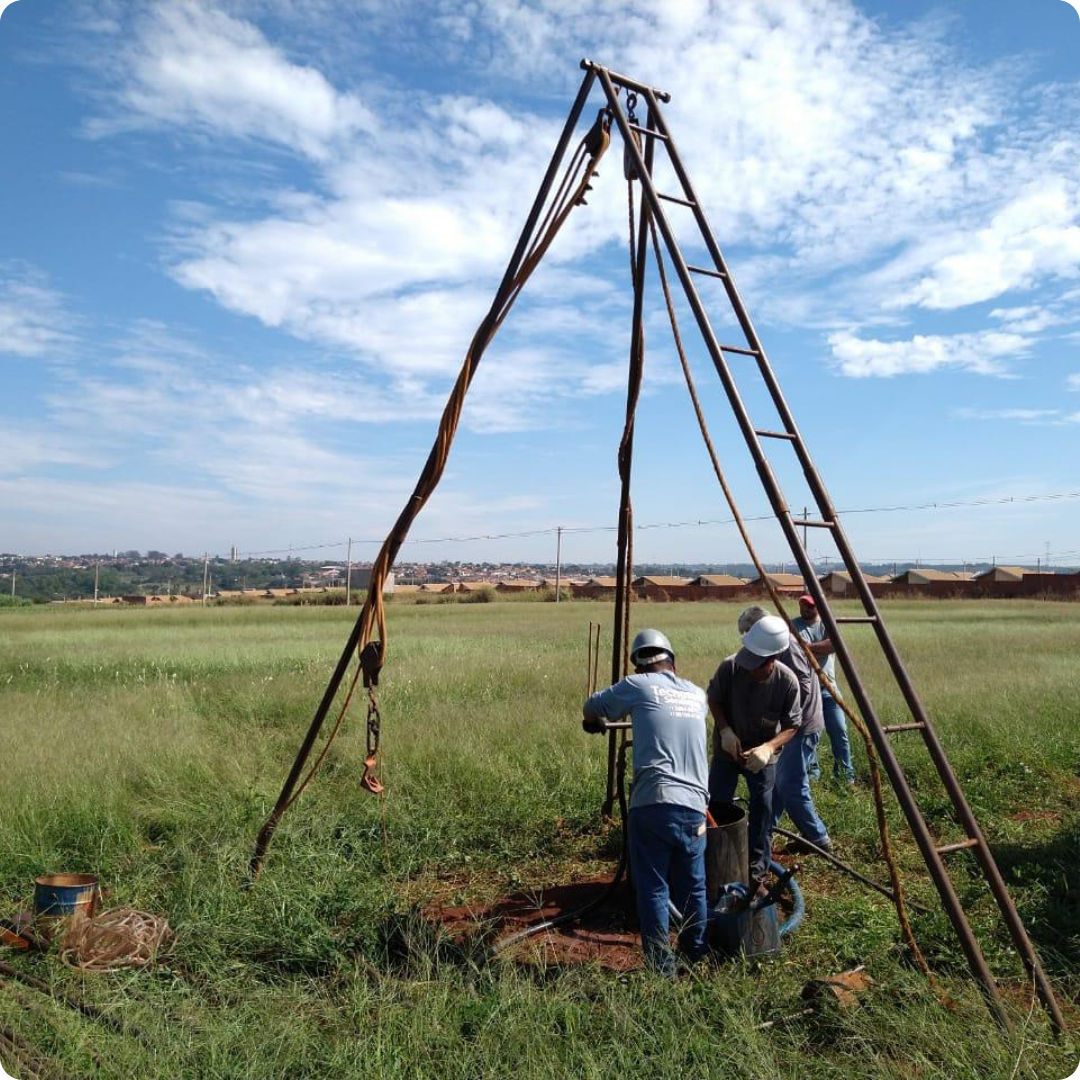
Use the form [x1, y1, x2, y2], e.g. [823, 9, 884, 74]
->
[706, 614, 801, 891]
[737, 606, 833, 857]
[582, 628, 710, 977]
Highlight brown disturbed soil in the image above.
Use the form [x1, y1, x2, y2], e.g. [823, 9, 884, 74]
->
[423, 876, 646, 971]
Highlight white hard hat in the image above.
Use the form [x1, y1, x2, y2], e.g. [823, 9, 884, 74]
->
[740, 614, 788, 658]
[630, 628, 674, 667]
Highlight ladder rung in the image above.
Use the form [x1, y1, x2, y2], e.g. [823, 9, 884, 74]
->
[688, 264, 728, 280]
[627, 122, 669, 141]
[754, 429, 797, 441]
[883, 722, 926, 734]
[719, 343, 759, 356]
[835, 616, 878, 624]
[657, 192, 696, 208]
[936, 838, 981, 856]
[791, 518, 835, 529]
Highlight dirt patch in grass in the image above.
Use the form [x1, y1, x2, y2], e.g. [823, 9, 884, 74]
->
[1008, 810, 1062, 824]
[424, 876, 645, 971]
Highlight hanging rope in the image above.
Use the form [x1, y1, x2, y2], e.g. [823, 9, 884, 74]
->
[249, 108, 613, 877]
[644, 215, 937, 986]
[603, 128, 648, 818]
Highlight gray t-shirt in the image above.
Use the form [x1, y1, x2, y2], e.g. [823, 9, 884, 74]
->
[707, 656, 801, 749]
[584, 671, 709, 812]
[793, 615, 841, 700]
[777, 632, 824, 736]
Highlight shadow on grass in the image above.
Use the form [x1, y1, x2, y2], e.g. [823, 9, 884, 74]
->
[992, 817, 1080, 977]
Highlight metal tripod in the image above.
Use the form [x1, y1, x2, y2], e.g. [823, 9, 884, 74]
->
[581, 58, 1064, 1033]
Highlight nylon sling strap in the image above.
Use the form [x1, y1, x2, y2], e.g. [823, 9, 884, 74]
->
[249, 88, 611, 879]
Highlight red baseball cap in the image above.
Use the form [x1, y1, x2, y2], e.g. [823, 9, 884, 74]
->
[798, 593, 816, 606]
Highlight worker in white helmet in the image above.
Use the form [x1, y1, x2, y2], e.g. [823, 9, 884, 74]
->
[738, 605, 833, 857]
[582, 629, 710, 977]
[706, 614, 801, 891]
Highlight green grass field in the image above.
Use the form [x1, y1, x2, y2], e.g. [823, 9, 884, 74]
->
[1, 599, 1078, 1078]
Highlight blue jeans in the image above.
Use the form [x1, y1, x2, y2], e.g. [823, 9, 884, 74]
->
[708, 755, 775, 886]
[808, 693, 855, 782]
[627, 803, 708, 976]
[772, 729, 830, 845]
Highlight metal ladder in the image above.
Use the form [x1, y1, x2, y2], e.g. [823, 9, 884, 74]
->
[581, 58, 1065, 1032]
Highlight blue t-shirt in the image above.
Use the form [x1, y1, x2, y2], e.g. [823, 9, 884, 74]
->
[793, 615, 841, 699]
[584, 671, 709, 812]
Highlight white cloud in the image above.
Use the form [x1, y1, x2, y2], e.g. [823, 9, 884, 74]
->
[952, 407, 1061, 424]
[69, 0, 1080, 419]
[0, 269, 75, 359]
[828, 329, 1032, 378]
[85, 0, 375, 160]
[891, 180, 1080, 310]
[0, 424, 109, 475]
[1068, 373, 1080, 391]
[108, 1, 1078, 372]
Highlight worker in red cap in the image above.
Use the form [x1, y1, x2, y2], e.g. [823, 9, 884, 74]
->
[793, 594, 855, 784]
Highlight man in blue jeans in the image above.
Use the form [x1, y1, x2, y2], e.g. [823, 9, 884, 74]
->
[582, 629, 709, 976]
[735, 607, 834, 857]
[707, 614, 802, 892]
[793, 594, 856, 784]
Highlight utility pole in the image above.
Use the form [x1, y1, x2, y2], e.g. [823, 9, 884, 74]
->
[94, 561, 100, 604]
[555, 526, 563, 603]
[10, 571, 14, 600]
[202, 553, 210, 606]
[345, 537, 353, 607]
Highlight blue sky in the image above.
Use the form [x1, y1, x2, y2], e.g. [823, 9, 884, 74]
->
[2, 0, 1079, 568]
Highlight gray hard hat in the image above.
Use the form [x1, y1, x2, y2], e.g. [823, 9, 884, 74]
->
[630, 628, 674, 667]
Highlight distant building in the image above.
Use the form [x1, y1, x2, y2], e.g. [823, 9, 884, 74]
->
[496, 580, 541, 593]
[688, 574, 747, 587]
[891, 569, 974, 587]
[745, 572, 807, 594]
[818, 570, 891, 597]
[345, 568, 396, 594]
[632, 575, 692, 600]
[973, 565, 1032, 584]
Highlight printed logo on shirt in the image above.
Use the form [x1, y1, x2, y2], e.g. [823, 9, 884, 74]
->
[649, 684, 706, 718]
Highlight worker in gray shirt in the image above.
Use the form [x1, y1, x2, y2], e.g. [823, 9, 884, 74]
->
[707, 614, 801, 890]
[583, 629, 709, 976]
[738, 606, 832, 856]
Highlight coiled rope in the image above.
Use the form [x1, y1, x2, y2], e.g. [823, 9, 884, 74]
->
[60, 908, 172, 972]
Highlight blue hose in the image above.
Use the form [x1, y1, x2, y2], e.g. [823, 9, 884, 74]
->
[769, 859, 805, 937]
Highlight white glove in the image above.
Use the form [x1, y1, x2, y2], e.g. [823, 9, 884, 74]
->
[719, 727, 742, 760]
[742, 743, 773, 774]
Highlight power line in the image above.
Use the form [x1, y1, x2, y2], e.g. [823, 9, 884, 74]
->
[236, 487, 1080, 561]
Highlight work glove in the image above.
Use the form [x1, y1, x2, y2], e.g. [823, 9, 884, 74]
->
[742, 743, 773, 774]
[719, 726, 742, 760]
[582, 714, 608, 735]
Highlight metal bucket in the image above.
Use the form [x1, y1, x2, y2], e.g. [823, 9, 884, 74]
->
[34, 873, 99, 939]
[708, 886, 783, 960]
[705, 800, 749, 904]
[741, 902, 782, 958]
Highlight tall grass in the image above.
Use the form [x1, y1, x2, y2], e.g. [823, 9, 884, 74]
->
[0, 601, 1076, 1078]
